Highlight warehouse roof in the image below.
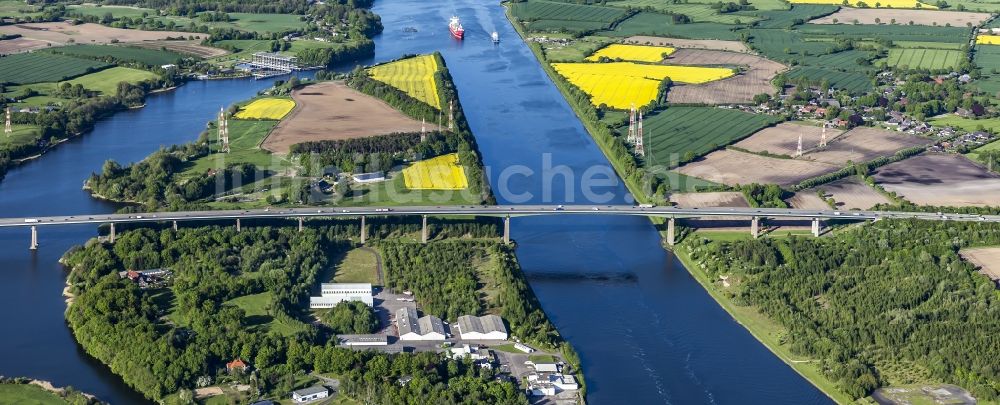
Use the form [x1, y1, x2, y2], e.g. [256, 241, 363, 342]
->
[457, 314, 507, 335]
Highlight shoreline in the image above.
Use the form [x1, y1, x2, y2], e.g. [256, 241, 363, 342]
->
[501, 8, 846, 403]
[0, 377, 100, 402]
[670, 243, 853, 404]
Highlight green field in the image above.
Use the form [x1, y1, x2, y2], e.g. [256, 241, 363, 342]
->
[537, 34, 612, 61]
[895, 40, 966, 50]
[750, 4, 837, 29]
[0, 125, 43, 150]
[0, 0, 40, 18]
[748, 29, 839, 63]
[0, 383, 67, 405]
[329, 248, 379, 284]
[0, 53, 110, 85]
[967, 138, 1000, 162]
[44, 44, 188, 66]
[63, 67, 159, 96]
[511, 0, 627, 32]
[973, 46, 1000, 95]
[635, 106, 780, 167]
[599, 12, 741, 39]
[66, 5, 308, 34]
[180, 119, 286, 179]
[607, 1, 759, 24]
[225, 292, 307, 336]
[886, 48, 965, 70]
[796, 23, 972, 44]
[784, 66, 874, 94]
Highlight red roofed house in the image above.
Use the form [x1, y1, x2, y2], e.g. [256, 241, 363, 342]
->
[226, 358, 249, 373]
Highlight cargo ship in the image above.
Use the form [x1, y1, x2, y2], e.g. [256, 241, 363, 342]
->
[449, 16, 464, 39]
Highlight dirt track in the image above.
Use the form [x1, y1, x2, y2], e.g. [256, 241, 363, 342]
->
[0, 37, 50, 54]
[663, 49, 786, 104]
[735, 122, 844, 156]
[670, 192, 748, 208]
[811, 8, 989, 26]
[0, 22, 195, 46]
[262, 81, 434, 153]
[873, 153, 1000, 206]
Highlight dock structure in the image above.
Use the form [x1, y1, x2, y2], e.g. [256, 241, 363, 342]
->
[246, 52, 300, 78]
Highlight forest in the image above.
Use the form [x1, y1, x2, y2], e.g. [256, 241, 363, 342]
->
[680, 219, 1000, 400]
[60, 220, 549, 402]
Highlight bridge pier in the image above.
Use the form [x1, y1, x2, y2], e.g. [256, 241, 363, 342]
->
[503, 216, 511, 244]
[109, 223, 116, 244]
[172, 220, 178, 232]
[29, 225, 37, 250]
[666, 217, 676, 246]
[236, 218, 241, 232]
[812, 218, 821, 237]
[751, 216, 760, 239]
[421, 215, 428, 244]
[298, 217, 304, 233]
[360, 216, 367, 244]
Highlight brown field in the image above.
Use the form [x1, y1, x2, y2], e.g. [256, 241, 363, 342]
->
[0, 22, 196, 46]
[805, 127, 930, 166]
[662, 49, 786, 104]
[810, 8, 990, 26]
[670, 191, 749, 208]
[874, 153, 1000, 206]
[129, 40, 227, 58]
[675, 149, 838, 186]
[0, 37, 51, 54]
[262, 81, 434, 154]
[812, 177, 889, 210]
[786, 192, 829, 210]
[734, 122, 845, 156]
[625, 36, 749, 53]
[959, 247, 1000, 282]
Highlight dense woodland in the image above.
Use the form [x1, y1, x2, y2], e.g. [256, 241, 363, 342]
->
[681, 220, 1000, 400]
[62, 221, 540, 402]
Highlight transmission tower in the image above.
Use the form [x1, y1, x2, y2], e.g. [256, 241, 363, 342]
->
[218, 107, 230, 154]
[795, 132, 803, 158]
[447, 100, 454, 131]
[636, 111, 645, 158]
[421, 118, 427, 142]
[4, 106, 11, 136]
[627, 104, 637, 145]
[819, 122, 828, 147]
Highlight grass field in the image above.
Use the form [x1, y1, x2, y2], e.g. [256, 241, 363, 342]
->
[886, 48, 964, 70]
[788, 0, 937, 8]
[225, 292, 307, 336]
[62, 67, 158, 95]
[368, 55, 442, 109]
[511, 0, 627, 32]
[634, 107, 780, 167]
[973, 45, 1000, 95]
[329, 248, 379, 285]
[585, 43, 675, 62]
[44, 44, 187, 65]
[234, 98, 295, 120]
[552, 62, 734, 108]
[610, 1, 760, 24]
[402, 153, 469, 190]
[750, 4, 837, 28]
[0, 52, 109, 84]
[180, 119, 288, 181]
[784, 66, 874, 94]
[599, 13, 741, 40]
[967, 139, 1000, 162]
[0, 125, 42, 150]
[0, 383, 66, 405]
[895, 41, 965, 49]
[796, 23, 969, 43]
[66, 5, 307, 34]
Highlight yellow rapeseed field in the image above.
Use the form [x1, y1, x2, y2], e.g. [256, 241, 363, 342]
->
[552, 62, 734, 109]
[402, 153, 468, 190]
[787, 0, 937, 8]
[586, 44, 676, 63]
[368, 55, 442, 109]
[234, 98, 295, 120]
[977, 34, 1000, 45]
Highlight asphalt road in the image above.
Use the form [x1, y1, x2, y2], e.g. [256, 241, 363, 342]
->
[1, 205, 998, 228]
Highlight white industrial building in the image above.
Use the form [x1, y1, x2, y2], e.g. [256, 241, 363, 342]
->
[309, 283, 373, 308]
[339, 334, 388, 346]
[291, 386, 328, 403]
[456, 314, 508, 340]
[397, 307, 446, 341]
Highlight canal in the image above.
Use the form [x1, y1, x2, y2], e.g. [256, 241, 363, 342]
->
[0, 0, 832, 403]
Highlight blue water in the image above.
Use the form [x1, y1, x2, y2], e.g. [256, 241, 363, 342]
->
[0, 0, 833, 403]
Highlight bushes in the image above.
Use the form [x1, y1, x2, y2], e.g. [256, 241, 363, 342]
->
[318, 301, 378, 334]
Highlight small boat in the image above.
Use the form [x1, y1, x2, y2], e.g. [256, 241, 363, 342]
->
[449, 16, 464, 40]
[491, 31, 499, 44]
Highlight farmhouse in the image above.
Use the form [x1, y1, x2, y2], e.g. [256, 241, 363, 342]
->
[309, 283, 373, 308]
[456, 314, 508, 340]
[396, 307, 446, 341]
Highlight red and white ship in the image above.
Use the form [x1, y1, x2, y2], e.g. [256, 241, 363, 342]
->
[449, 16, 464, 39]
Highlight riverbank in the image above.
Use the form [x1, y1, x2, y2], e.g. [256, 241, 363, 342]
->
[0, 376, 102, 404]
[670, 240, 855, 404]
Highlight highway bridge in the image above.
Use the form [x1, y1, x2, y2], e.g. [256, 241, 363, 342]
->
[3, 205, 998, 250]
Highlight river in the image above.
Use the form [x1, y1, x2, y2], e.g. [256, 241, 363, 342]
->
[0, 0, 832, 403]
